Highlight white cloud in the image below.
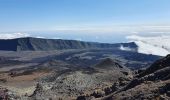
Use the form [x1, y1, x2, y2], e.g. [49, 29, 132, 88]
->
[126, 35, 170, 56]
[53, 25, 170, 35]
[52, 37, 62, 39]
[36, 36, 45, 39]
[0, 33, 30, 39]
[119, 45, 133, 51]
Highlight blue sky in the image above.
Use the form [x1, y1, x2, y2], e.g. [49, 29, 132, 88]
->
[0, 0, 170, 42]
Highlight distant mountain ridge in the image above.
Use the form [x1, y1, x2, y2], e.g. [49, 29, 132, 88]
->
[0, 37, 137, 51]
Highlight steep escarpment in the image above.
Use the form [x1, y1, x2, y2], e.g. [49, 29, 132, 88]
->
[0, 38, 34, 51]
[0, 37, 137, 51]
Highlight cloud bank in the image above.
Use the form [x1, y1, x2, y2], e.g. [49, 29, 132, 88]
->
[126, 35, 170, 56]
[0, 33, 30, 39]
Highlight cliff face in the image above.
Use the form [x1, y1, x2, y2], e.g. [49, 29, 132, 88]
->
[0, 38, 34, 51]
[0, 37, 137, 51]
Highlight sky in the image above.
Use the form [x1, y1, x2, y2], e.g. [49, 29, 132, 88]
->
[0, 0, 170, 43]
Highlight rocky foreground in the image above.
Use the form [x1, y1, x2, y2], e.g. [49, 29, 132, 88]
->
[0, 50, 166, 100]
[29, 58, 132, 100]
[99, 54, 170, 100]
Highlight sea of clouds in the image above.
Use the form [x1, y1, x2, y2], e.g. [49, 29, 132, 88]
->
[126, 35, 170, 56]
[0, 33, 30, 39]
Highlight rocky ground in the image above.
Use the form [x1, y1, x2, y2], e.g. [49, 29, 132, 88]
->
[95, 54, 170, 100]
[0, 49, 162, 100]
[29, 58, 132, 100]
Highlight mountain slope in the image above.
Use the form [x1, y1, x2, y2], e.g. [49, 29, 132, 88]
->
[0, 37, 137, 51]
[74, 55, 170, 100]
[138, 54, 170, 77]
[107, 54, 170, 100]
